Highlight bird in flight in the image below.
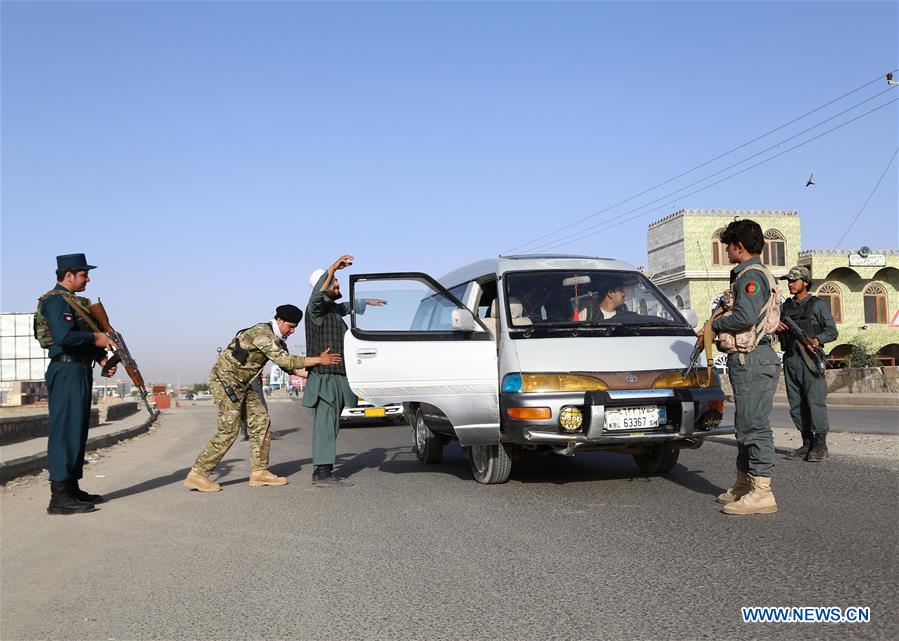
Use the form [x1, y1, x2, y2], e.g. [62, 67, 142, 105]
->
[805, 173, 815, 187]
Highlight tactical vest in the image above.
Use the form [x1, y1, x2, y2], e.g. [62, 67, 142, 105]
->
[33, 289, 95, 349]
[305, 305, 347, 375]
[716, 263, 781, 355]
[782, 296, 822, 352]
[216, 323, 282, 388]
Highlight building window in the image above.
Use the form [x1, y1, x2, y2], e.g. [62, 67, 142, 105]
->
[711, 228, 728, 265]
[762, 229, 786, 266]
[816, 282, 843, 324]
[863, 283, 888, 324]
[675, 295, 684, 309]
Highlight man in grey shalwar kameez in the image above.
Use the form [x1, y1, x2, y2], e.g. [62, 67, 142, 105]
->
[303, 255, 385, 486]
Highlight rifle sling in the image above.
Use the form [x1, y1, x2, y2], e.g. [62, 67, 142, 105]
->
[60, 295, 103, 333]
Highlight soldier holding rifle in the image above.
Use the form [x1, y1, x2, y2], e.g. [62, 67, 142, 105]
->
[776, 266, 838, 462]
[35, 254, 118, 515]
[703, 221, 782, 516]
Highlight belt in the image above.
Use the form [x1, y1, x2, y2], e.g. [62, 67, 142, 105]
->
[51, 354, 94, 365]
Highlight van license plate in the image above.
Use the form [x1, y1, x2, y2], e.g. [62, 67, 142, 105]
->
[364, 408, 385, 417]
[605, 406, 660, 431]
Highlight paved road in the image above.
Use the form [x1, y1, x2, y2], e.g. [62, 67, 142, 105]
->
[727, 404, 899, 435]
[1, 402, 896, 641]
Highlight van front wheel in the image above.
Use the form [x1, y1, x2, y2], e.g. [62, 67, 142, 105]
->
[468, 443, 512, 484]
[633, 444, 679, 474]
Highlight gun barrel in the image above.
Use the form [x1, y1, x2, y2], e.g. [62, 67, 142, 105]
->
[137, 386, 156, 418]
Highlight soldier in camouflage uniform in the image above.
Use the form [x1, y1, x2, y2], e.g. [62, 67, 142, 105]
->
[777, 266, 838, 462]
[304, 255, 386, 487]
[184, 305, 342, 492]
[711, 220, 781, 516]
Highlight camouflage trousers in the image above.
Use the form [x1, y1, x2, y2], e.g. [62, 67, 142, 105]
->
[192, 376, 272, 476]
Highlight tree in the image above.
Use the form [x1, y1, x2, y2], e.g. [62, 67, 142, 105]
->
[844, 337, 879, 368]
[192, 383, 210, 393]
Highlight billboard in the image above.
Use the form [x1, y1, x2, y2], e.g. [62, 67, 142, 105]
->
[0, 313, 50, 382]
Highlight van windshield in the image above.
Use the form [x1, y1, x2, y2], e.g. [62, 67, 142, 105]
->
[503, 270, 690, 334]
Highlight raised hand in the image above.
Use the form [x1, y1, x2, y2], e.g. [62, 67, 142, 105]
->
[330, 254, 355, 271]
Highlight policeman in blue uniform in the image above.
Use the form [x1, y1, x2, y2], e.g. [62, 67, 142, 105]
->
[41, 254, 117, 514]
[777, 266, 838, 462]
[711, 221, 781, 515]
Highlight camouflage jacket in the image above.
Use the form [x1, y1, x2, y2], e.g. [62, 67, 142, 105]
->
[36, 286, 104, 360]
[213, 322, 306, 390]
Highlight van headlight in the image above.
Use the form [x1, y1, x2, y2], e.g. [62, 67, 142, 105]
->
[559, 406, 584, 432]
[652, 370, 715, 389]
[502, 373, 609, 393]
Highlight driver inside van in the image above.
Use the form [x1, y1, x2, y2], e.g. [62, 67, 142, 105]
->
[593, 278, 629, 321]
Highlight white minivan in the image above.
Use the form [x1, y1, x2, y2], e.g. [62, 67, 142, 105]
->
[344, 255, 731, 484]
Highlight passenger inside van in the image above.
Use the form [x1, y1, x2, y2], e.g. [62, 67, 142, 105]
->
[482, 297, 531, 337]
[508, 297, 532, 327]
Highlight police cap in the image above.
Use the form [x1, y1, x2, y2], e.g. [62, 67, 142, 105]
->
[56, 253, 96, 271]
[782, 266, 811, 283]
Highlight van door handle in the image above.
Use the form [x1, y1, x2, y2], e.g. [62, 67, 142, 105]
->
[356, 348, 378, 359]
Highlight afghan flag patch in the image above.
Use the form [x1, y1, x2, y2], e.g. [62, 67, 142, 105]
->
[744, 280, 761, 296]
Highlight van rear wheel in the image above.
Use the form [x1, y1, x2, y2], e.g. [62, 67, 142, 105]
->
[412, 409, 443, 464]
[468, 443, 512, 484]
[633, 444, 679, 474]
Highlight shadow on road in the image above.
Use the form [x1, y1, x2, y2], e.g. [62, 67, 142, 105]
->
[270, 427, 301, 440]
[378, 445, 473, 481]
[662, 465, 724, 496]
[102, 458, 243, 501]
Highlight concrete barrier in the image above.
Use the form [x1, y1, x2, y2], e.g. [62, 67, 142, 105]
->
[106, 401, 138, 421]
[0, 409, 100, 447]
[719, 366, 899, 404]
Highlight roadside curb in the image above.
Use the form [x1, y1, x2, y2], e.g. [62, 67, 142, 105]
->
[0, 411, 159, 485]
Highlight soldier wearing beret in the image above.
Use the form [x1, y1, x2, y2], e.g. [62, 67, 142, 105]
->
[184, 305, 342, 492]
[709, 220, 781, 516]
[37, 254, 118, 515]
[776, 266, 838, 462]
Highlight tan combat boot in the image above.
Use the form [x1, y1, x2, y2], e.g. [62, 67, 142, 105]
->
[184, 470, 221, 492]
[717, 469, 751, 504]
[722, 474, 778, 515]
[249, 469, 288, 487]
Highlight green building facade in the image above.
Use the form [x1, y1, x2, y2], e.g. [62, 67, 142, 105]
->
[796, 249, 899, 363]
[647, 208, 898, 364]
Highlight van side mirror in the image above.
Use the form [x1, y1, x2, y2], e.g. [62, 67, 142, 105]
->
[451, 308, 479, 331]
[681, 308, 699, 327]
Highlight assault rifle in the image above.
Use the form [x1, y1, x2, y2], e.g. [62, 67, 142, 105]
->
[683, 298, 728, 388]
[86, 300, 157, 417]
[781, 316, 828, 375]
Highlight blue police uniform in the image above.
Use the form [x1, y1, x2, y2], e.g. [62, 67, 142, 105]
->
[42, 253, 107, 514]
[44, 283, 104, 482]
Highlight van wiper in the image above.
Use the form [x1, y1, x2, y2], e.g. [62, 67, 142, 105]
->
[608, 323, 690, 335]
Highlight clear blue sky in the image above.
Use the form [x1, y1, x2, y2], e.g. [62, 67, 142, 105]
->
[2, 1, 896, 383]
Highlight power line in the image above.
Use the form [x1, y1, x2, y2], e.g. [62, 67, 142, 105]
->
[528, 88, 896, 252]
[535, 97, 898, 252]
[833, 147, 899, 249]
[505, 69, 898, 254]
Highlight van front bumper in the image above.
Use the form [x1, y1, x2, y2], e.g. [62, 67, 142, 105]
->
[521, 425, 734, 445]
[501, 388, 733, 446]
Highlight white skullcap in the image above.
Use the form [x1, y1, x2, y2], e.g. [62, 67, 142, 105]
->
[309, 268, 326, 289]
